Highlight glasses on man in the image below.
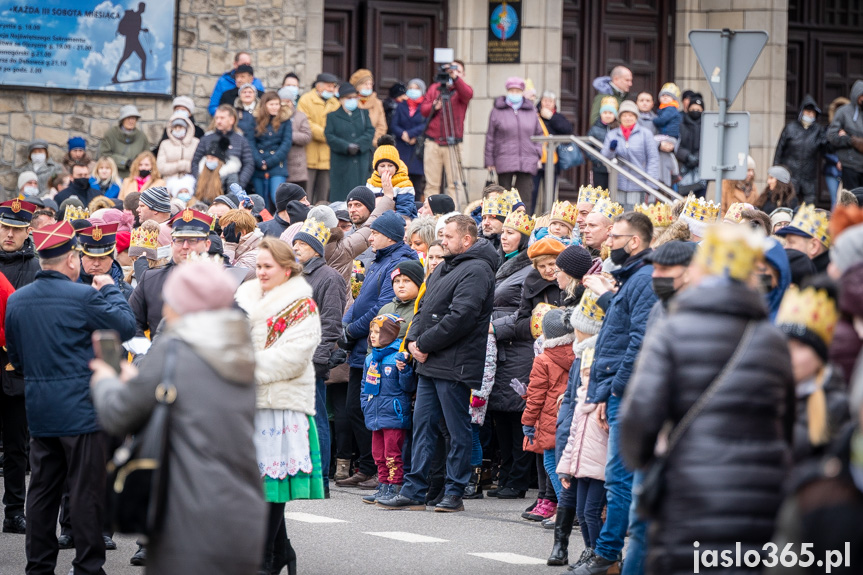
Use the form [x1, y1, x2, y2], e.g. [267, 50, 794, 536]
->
[172, 237, 205, 245]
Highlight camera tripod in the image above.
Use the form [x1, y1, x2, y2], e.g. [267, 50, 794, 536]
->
[433, 86, 470, 209]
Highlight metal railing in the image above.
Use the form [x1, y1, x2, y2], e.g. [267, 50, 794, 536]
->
[531, 135, 684, 213]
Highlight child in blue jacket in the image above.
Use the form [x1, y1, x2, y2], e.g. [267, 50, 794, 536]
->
[652, 82, 681, 138]
[361, 313, 417, 504]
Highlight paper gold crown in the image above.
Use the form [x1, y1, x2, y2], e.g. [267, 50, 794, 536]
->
[299, 217, 331, 246]
[694, 224, 765, 281]
[599, 96, 618, 111]
[503, 210, 535, 236]
[63, 205, 90, 222]
[500, 188, 522, 208]
[549, 200, 578, 227]
[787, 203, 831, 248]
[577, 185, 609, 206]
[592, 197, 624, 221]
[776, 285, 839, 347]
[482, 194, 512, 218]
[578, 289, 605, 323]
[130, 226, 159, 249]
[723, 202, 751, 223]
[580, 346, 595, 370]
[680, 195, 720, 223]
[530, 302, 557, 339]
[634, 202, 673, 228]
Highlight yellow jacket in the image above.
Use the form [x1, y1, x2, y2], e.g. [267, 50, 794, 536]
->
[297, 90, 340, 170]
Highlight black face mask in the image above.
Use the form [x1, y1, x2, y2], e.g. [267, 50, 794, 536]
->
[652, 276, 678, 302]
[138, 169, 151, 178]
[757, 272, 774, 293]
[609, 245, 630, 266]
[73, 177, 89, 188]
[688, 110, 702, 121]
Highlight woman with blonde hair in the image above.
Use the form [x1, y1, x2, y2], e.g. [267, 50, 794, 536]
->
[119, 151, 165, 200]
[90, 156, 122, 198]
[234, 237, 324, 574]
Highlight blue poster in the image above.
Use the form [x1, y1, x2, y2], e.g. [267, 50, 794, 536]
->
[0, 1, 175, 95]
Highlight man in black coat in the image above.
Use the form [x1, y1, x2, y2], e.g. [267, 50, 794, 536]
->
[258, 183, 309, 237]
[774, 95, 830, 205]
[0, 199, 39, 535]
[379, 214, 497, 512]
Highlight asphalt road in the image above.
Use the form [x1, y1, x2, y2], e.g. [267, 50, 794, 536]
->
[0, 483, 591, 575]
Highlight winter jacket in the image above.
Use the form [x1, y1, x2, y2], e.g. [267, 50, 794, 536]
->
[620, 280, 794, 575]
[652, 105, 681, 138]
[325, 196, 395, 284]
[484, 96, 543, 175]
[488, 251, 534, 412]
[408, 238, 498, 389]
[156, 114, 200, 179]
[601, 123, 659, 192]
[792, 366, 850, 462]
[5, 270, 136, 437]
[761, 187, 800, 215]
[326, 107, 376, 202]
[589, 76, 627, 125]
[297, 90, 341, 171]
[0, 239, 40, 289]
[18, 159, 62, 197]
[99, 126, 151, 179]
[497, 267, 563, 343]
[78, 259, 134, 301]
[116, 175, 166, 201]
[720, 178, 761, 215]
[343, 241, 418, 368]
[129, 260, 176, 337]
[235, 106, 257, 143]
[91, 310, 265, 575]
[555, 336, 596, 463]
[587, 249, 657, 403]
[223, 228, 263, 281]
[258, 213, 291, 238]
[764, 239, 791, 322]
[557, 361, 608, 481]
[831, 261, 863, 381]
[378, 297, 416, 342]
[208, 69, 264, 115]
[366, 167, 417, 219]
[288, 109, 312, 184]
[248, 114, 292, 180]
[675, 111, 702, 178]
[421, 77, 473, 144]
[391, 100, 427, 175]
[638, 110, 657, 134]
[192, 130, 254, 188]
[154, 120, 205, 154]
[302, 256, 347, 367]
[521, 334, 575, 452]
[361, 339, 417, 431]
[587, 118, 613, 174]
[827, 80, 863, 173]
[235, 275, 322, 416]
[55, 179, 105, 206]
[89, 177, 121, 199]
[358, 92, 388, 146]
[775, 95, 830, 201]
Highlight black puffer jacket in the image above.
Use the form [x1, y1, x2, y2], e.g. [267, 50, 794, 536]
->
[773, 95, 830, 202]
[620, 280, 795, 575]
[675, 111, 701, 175]
[409, 238, 498, 389]
[488, 250, 532, 412]
[0, 238, 40, 289]
[791, 366, 850, 463]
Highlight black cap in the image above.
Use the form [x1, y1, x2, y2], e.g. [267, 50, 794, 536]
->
[286, 200, 310, 225]
[646, 240, 698, 266]
[334, 209, 351, 223]
[427, 194, 455, 215]
[389, 82, 407, 99]
[339, 82, 358, 98]
[689, 93, 705, 109]
[314, 72, 340, 85]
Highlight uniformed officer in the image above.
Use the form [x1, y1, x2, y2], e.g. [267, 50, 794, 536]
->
[77, 221, 134, 300]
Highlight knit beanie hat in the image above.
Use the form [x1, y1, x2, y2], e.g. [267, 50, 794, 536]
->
[391, 259, 424, 289]
[435, 211, 461, 238]
[370, 313, 403, 348]
[370, 210, 405, 242]
[373, 137, 401, 171]
[17, 171, 38, 190]
[67, 136, 86, 151]
[346, 186, 376, 213]
[213, 194, 238, 210]
[830, 224, 863, 274]
[568, 290, 604, 336]
[140, 186, 172, 214]
[172, 96, 195, 114]
[307, 205, 338, 230]
[542, 308, 571, 340]
[785, 248, 817, 285]
[599, 96, 618, 118]
[162, 261, 238, 316]
[275, 183, 307, 213]
[618, 100, 639, 118]
[428, 194, 455, 215]
[555, 245, 593, 279]
[767, 165, 791, 184]
[286, 200, 310, 225]
[770, 207, 794, 230]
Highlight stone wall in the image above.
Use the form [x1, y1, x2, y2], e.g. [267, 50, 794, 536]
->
[0, 0, 322, 193]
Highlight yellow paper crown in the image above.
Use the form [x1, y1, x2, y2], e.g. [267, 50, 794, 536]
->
[549, 200, 578, 227]
[634, 202, 673, 228]
[482, 195, 512, 218]
[694, 224, 765, 281]
[63, 205, 89, 222]
[130, 226, 159, 249]
[531, 302, 557, 339]
[723, 202, 751, 223]
[578, 289, 605, 323]
[299, 217, 331, 246]
[592, 197, 624, 221]
[580, 346, 595, 370]
[503, 210, 535, 236]
[776, 285, 839, 347]
[501, 188, 522, 208]
[577, 185, 609, 206]
[680, 195, 720, 223]
[786, 203, 831, 248]
[600, 96, 618, 111]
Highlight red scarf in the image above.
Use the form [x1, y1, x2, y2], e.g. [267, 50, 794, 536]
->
[135, 176, 151, 191]
[407, 98, 421, 116]
[620, 124, 635, 141]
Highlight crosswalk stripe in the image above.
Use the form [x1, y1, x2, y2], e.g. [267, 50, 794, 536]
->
[468, 552, 547, 565]
[364, 531, 448, 543]
[284, 512, 347, 524]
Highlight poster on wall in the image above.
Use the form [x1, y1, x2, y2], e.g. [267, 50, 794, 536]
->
[487, 0, 521, 64]
[0, 1, 176, 96]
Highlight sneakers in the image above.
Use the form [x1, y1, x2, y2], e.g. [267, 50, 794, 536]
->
[335, 471, 373, 487]
[524, 499, 557, 521]
[377, 493, 426, 511]
[362, 483, 391, 504]
[379, 484, 401, 503]
[356, 474, 380, 490]
[333, 458, 351, 481]
[566, 548, 594, 572]
[103, 535, 117, 550]
[2, 514, 25, 534]
[433, 495, 464, 512]
[568, 552, 616, 575]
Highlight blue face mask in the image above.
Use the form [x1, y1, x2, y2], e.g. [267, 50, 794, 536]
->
[406, 89, 422, 100]
[321, 90, 334, 100]
[359, 88, 373, 97]
[178, 192, 193, 203]
[344, 98, 359, 112]
[507, 93, 523, 106]
[283, 85, 299, 101]
[205, 159, 219, 171]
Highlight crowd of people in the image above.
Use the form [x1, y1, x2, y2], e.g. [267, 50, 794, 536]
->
[2, 51, 863, 575]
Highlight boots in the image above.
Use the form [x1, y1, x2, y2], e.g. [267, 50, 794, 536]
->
[547, 506, 576, 565]
[463, 467, 483, 499]
[333, 459, 351, 481]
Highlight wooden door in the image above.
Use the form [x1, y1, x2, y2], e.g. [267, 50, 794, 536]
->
[322, 4, 359, 81]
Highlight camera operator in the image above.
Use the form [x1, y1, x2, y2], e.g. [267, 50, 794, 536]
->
[420, 60, 473, 202]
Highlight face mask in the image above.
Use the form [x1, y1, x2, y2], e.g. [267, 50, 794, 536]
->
[22, 185, 39, 197]
[652, 276, 678, 302]
[178, 192, 193, 203]
[205, 160, 219, 171]
[507, 93, 523, 106]
[138, 169, 151, 178]
[609, 245, 630, 266]
[757, 272, 774, 293]
[688, 110, 702, 121]
[359, 88, 373, 97]
[283, 85, 299, 101]
[172, 128, 187, 139]
[344, 98, 359, 112]
[73, 177, 90, 188]
[406, 89, 422, 100]
[321, 90, 334, 100]
[800, 115, 815, 126]
[30, 152, 47, 164]
[174, 109, 190, 119]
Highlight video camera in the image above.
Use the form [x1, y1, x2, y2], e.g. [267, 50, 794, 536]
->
[433, 47, 455, 87]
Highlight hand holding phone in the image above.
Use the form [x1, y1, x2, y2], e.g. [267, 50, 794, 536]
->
[92, 330, 123, 373]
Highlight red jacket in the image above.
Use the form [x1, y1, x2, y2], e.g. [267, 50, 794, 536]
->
[522, 338, 575, 453]
[0, 271, 14, 347]
[420, 77, 473, 144]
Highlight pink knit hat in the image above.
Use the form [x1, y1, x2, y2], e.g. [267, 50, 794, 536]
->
[505, 77, 525, 91]
[91, 208, 134, 233]
[162, 261, 238, 316]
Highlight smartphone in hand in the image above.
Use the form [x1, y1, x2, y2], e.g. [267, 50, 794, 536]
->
[92, 330, 123, 372]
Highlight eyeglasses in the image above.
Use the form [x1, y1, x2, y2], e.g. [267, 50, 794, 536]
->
[171, 237, 205, 245]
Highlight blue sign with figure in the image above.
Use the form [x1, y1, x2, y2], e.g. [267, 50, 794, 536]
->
[487, 0, 521, 64]
[0, 1, 176, 96]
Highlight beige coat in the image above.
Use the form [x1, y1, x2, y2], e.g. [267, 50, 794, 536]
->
[156, 114, 200, 179]
[324, 195, 394, 283]
[358, 92, 387, 146]
[288, 109, 312, 183]
[119, 176, 166, 200]
[297, 90, 340, 170]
